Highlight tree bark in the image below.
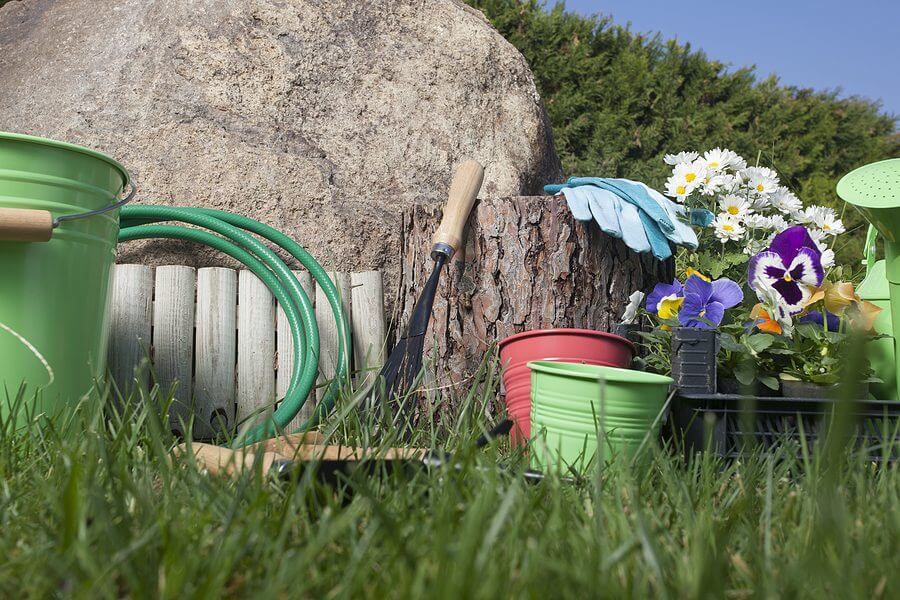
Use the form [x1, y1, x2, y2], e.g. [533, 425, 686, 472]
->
[393, 195, 674, 411]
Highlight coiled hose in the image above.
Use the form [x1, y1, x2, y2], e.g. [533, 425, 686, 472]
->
[118, 205, 351, 447]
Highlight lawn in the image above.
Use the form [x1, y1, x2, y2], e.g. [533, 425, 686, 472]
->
[1, 377, 898, 599]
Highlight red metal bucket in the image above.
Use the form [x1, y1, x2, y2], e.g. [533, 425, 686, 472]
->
[498, 328, 635, 445]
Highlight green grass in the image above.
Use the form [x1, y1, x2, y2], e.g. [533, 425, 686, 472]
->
[1, 374, 899, 599]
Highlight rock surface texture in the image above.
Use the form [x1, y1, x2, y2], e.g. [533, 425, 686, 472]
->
[0, 0, 561, 282]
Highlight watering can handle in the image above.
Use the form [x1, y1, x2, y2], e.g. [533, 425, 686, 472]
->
[0, 181, 136, 243]
[864, 224, 878, 278]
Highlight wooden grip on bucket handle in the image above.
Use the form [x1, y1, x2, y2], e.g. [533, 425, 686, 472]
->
[432, 160, 485, 258]
[0, 208, 54, 242]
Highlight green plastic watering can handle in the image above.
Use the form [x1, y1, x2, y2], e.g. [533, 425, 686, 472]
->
[864, 224, 878, 278]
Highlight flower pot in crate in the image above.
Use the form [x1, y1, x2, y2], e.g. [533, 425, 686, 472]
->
[779, 375, 868, 399]
[717, 377, 781, 396]
[499, 329, 635, 445]
[670, 327, 718, 395]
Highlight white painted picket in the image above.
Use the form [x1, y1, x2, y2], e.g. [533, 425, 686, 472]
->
[107, 264, 387, 439]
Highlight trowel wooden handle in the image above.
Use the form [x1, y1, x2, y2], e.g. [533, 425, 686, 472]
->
[432, 160, 485, 256]
[0, 208, 53, 242]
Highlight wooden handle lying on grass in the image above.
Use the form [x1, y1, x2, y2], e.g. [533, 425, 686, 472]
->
[431, 160, 485, 255]
[175, 441, 428, 477]
[0, 208, 53, 242]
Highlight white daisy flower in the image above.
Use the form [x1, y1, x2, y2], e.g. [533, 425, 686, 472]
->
[747, 174, 778, 197]
[700, 173, 738, 196]
[748, 192, 772, 211]
[664, 151, 700, 166]
[811, 239, 836, 269]
[703, 148, 746, 172]
[814, 212, 845, 236]
[770, 187, 803, 215]
[768, 214, 788, 231]
[797, 206, 820, 225]
[741, 166, 780, 183]
[712, 213, 745, 242]
[743, 237, 771, 256]
[665, 159, 707, 201]
[808, 228, 828, 243]
[673, 159, 707, 189]
[718, 195, 752, 219]
[746, 213, 788, 231]
[664, 175, 690, 202]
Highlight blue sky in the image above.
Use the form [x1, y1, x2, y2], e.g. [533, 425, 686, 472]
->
[563, 0, 898, 118]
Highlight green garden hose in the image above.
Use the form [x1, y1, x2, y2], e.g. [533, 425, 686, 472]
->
[118, 205, 351, 447]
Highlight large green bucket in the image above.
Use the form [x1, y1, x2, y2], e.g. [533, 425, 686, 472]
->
[528, 361, 672, 473]
[0, 132, 130, 424]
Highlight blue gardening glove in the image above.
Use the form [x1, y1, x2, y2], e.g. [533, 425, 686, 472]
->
[565, 177, 676, 236]
[559, 186, 593, 222]
[545, 176, 707, 260]
[562, 186, 622, 238]
[617, 197, 654, 254]
[562, 185, 662, 257]
[618, 178, 699, 250]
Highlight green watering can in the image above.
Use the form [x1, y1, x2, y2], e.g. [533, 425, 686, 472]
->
[837, 158, 900, 401]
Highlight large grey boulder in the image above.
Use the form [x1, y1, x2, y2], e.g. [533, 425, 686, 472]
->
[0, 0, 561, 281]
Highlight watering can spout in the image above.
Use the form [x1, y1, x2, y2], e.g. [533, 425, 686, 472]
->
[837, 158, 900, 401]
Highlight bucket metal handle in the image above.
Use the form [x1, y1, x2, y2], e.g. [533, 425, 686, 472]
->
[0, 181, 136, 243]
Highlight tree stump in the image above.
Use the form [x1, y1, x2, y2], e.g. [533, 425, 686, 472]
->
[393, 195, 673, 415]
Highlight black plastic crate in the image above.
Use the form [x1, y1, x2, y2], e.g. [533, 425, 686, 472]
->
[671, 393, 900, 461]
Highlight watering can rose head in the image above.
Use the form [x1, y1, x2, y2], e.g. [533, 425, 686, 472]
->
[646, 273, 742, 329]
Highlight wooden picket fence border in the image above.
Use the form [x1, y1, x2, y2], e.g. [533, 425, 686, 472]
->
[106, 264, 387, 438]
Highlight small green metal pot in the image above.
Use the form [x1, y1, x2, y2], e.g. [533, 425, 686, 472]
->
[528, 361, 672, 473]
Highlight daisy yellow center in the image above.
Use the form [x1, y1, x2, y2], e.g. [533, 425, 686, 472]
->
[727, 206, 739, 215]
[756, 184, 765, 192]
[823, 223, 831, 230]
[676, 185, 686, 195]
[708, 161, 719, 168]
[723, 224, 734, 232]
[685, 173, 697, 183]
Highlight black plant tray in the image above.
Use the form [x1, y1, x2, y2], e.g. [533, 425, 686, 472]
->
[670, 392, 900, 462]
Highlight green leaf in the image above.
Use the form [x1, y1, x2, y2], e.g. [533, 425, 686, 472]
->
[758, 375, 780, 390]
[745, 333, 774, 353]
[718, 333, 743, 352]
[734, 361, 756, 386]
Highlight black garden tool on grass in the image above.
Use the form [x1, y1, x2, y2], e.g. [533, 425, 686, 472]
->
[369, 160, 484, 431]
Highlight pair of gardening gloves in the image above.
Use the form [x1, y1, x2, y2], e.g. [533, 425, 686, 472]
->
[544, 177, 714, 261]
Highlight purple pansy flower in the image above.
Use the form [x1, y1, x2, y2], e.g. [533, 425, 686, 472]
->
[747, 226, 824, 314]
[678, 275, 743, 329]
[798, 310, 840, 331]
[645, 279, 683, 314]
